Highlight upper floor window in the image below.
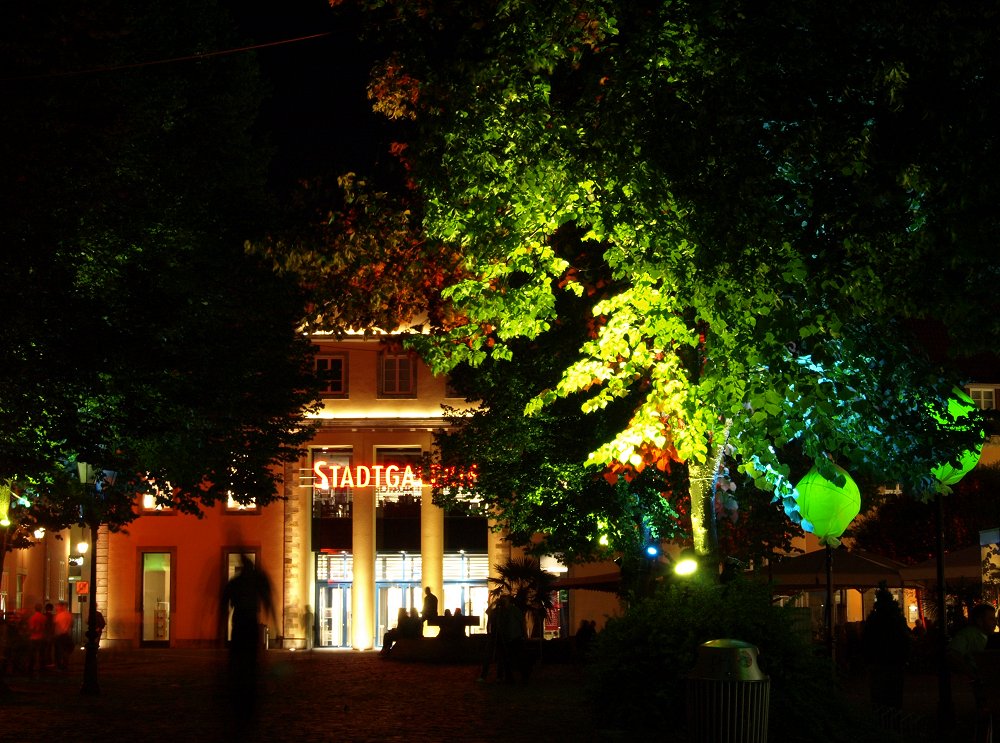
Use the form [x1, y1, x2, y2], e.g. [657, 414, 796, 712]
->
[316, 354, 348, 398]
[379, 352, 416, 398]
[226, 494, 259, 513]
[141, 493, 173, 512]
[140, 478, 173, 512]
[969, 386, 996, 411]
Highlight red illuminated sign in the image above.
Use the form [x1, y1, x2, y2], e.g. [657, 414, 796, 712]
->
[313, 462, 418, 491]
[310, 462, 478, 491]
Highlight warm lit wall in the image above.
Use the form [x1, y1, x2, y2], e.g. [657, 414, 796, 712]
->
[564, 576, 623, 633]
[3, 539, 51, 615]
[96, 335, 472, 650]
[981, 437, 1000, 467]
[105, 500, 284, 648]
[311, 337, 473, 422]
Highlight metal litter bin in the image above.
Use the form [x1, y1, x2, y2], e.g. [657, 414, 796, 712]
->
[686, 639, 770, 743]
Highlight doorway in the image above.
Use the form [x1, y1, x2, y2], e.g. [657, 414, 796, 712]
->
[140, 551, 173, 646]
[376, 582, 421, 647]
[317, 584, 351, 648]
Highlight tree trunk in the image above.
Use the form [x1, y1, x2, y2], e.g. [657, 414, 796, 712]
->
[0, 532, 9, 692]
[687, 434, 729, 564]
[688, 459, 716, 557]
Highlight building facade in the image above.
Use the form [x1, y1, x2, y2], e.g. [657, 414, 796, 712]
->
[2, 335, 617, 650]
[3, 349, 994, 649]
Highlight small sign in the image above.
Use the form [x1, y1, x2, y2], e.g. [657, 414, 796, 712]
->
[76, 581, 89, 595]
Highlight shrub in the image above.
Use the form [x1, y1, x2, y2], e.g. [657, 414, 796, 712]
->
[586, 578, 882, 741]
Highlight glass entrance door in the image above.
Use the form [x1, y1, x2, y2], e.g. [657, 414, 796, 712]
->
[141, 552, 172, 645]
[376, 583, 420, 647]
[317, 584, 351, 648]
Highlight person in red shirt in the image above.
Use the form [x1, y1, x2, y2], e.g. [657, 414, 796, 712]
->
[53, 601, 73, 670]
[27, 604, 47, 674]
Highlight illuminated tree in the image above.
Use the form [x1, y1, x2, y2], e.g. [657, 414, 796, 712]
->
[249, 172, 465, 335]
[346, 0, 996, 558]
[433, 280, 685, 564]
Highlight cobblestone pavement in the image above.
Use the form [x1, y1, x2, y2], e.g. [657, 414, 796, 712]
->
[2, 647, 989, 743]
[0, 648, 606, 743]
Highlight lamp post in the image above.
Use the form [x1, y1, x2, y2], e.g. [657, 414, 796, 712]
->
[77, 461, 113, 697]
[928, 388, 985, 728]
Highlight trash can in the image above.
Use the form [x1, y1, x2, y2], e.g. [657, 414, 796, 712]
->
[259, 623, 270, 650]
[686, 639, 770, 743]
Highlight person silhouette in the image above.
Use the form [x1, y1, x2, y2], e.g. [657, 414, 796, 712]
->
[222, 555, 274, 722]
[421, 587, 439, 623]
[381, 608, 410, 655]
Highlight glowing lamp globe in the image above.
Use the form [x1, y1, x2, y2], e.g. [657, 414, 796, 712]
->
[675, 557, 698, 576]
[794, 464, 861, 546]
[0, 480, 10, 526]
[931, 389, 984, 486]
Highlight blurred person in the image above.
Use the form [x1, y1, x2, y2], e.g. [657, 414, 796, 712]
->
[53, 601, 73, 670]
[26, 604, 46, 674]
[222, 555, 274, 721]
[42, 603, 55, 668]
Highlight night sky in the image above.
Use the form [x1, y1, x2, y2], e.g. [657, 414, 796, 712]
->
[224, 1, 391, 188]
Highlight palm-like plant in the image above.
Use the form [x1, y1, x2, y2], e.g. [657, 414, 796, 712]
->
[488, 556, 558, 638]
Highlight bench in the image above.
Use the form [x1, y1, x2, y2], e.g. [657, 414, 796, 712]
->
[385, 635, 487, 664]
[426, 615, 480, 630]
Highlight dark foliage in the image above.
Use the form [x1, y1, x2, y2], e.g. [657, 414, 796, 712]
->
[586, 578, 884, 741]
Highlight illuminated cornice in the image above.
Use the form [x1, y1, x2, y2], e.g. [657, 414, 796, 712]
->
[304, 316, 432, 338]
[307, 416, 449, 431]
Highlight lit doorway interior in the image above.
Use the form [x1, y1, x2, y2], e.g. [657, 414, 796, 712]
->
[317, 584, 351, 648]
[140, 551, 173, 646]
[376, 582, 421, 647]
[316, 551, 353, 648]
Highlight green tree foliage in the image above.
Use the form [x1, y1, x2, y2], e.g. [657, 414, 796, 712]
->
[435, 280, 684, 562]
[714, 463, 802, 572]
[349, 0, 996, 554]
[0, 1, 320, 537]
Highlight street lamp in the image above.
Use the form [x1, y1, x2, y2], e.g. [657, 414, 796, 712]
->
[77, 461, 114, 696]
[674, 549, 698, 577]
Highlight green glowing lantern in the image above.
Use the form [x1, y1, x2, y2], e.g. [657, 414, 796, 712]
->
[794, 464, 861, 547]
[0, 480, 10, 527]
[931, 388, 984, 486]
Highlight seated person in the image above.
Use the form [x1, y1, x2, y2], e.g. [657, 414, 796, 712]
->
[438, 609, 467, 640]
[381, 608, 413, 655]
[404, 608, 422, 638]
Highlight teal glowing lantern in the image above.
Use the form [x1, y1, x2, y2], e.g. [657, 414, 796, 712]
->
[794, 464, 861, 547]
[931, 388, 984, 486]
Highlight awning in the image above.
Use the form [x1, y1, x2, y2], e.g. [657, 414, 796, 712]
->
[898, 544, 989, 583]
[551, 571, 621, 593]
[766, 548, 911, 592]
